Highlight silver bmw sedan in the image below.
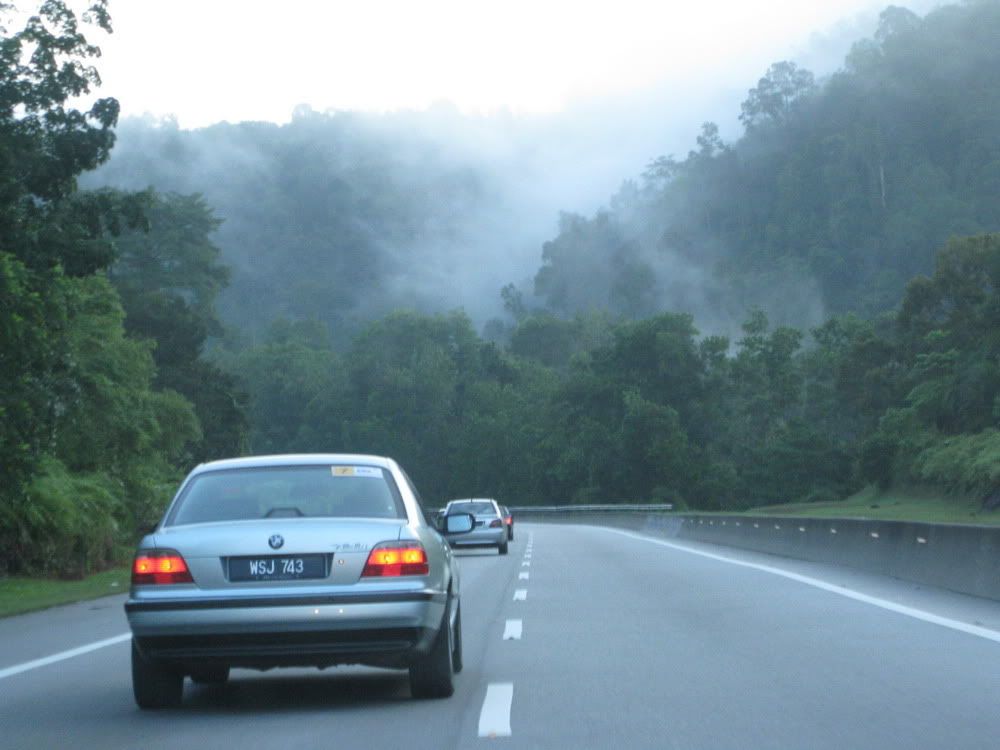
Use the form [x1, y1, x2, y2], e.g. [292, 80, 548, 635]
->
[125, 454, 473, 708]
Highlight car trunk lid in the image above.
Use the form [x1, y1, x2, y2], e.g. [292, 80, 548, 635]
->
[149, 518, 405, 589]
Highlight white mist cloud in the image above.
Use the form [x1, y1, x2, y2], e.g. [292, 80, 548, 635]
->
[96, 0, 916, 127]
[84, 0, 946, 335]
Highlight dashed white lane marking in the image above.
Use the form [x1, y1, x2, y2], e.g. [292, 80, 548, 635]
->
[513, 589, 527, 601]
[521, 561, 530, 567]
[518, 571, 530, 580]
[0, 632, 132, 681]
[478, 682, 514, 738]
[503, 619, 523, 640]
[598, 527, 1000, 645]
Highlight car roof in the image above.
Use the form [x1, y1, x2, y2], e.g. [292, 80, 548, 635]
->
[447, 498, 497, 504]
[190, 454, 395, 474]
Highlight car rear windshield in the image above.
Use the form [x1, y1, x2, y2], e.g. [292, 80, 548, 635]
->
[449, 501, 497, 515]
[167, 465, 406, 526]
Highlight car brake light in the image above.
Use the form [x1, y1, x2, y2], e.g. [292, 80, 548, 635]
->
[505, 517, 512, 525]
[362, 542, 429, 577]
[132, 550, 194, 585]
[489, 519, 503, 528]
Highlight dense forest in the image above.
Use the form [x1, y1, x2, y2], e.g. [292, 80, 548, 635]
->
[1, 1, 998, 577]
[528, 2, 1000, 326]
[86, 112, 510, 347]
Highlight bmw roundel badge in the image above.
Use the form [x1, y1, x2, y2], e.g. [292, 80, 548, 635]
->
[268, 534, 284, 550]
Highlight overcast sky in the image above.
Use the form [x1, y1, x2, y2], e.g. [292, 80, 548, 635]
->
[90, 0, 941, 128]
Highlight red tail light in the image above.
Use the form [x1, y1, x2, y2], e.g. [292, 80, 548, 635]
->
[489, 519, 503, 528]
[505, 516, 513, 525]
[132, 550, 194, 585]
[362, 542, 429, 577]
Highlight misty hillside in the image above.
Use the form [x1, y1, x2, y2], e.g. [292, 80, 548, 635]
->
[85, 1, 1000, 343]
[86, 113, 512, 345]
[529, 0, 1000, 328]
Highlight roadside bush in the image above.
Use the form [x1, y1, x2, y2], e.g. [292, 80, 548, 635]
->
[571, 486, 604, 504]
[19, 457, 123, 577]
[802, 487, 842, 504]
[859, 432, 898, 490]
[914, 429, 1000, 495]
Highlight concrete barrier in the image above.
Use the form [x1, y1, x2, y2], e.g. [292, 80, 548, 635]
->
[511, 507, 1000, 601]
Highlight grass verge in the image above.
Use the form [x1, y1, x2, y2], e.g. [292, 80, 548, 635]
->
[749, 486, 1000, 525]
[0, 566, 130, 619]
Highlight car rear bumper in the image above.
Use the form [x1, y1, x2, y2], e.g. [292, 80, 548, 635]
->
[449, 528, 507, 546]
[126, 590, 447, 669]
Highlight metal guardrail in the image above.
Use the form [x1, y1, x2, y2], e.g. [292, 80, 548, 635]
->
[505, 507, 1000, 601]
[509, 504, 674, 513]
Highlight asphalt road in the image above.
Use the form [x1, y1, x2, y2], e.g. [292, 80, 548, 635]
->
[2, 523, 999, 749]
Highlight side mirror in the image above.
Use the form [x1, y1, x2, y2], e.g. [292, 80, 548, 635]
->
[444, 512, 474, 534]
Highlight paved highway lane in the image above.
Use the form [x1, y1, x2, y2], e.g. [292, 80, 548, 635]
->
[2, 524, 999, 749]
[0, 540, 519, 750]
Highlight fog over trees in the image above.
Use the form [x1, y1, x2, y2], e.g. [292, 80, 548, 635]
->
[86, 2, 1000, 343]
[3, 1, 999, 575]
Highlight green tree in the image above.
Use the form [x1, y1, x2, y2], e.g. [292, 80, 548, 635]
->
[0, 3, 203, 574]
[1, 1, 127, 527]
[110, 191, 247, 459]
[739, 61, 816, 130]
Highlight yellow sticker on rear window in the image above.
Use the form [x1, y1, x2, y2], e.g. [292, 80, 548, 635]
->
[331, 466, 382, 478]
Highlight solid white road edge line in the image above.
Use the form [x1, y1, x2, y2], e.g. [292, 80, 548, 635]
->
[513, 589, 527, 601]
[478, 682, 514, 738]
[0, 632, 132, 681]
[503, 619, 523, 640]
[597, 527, 1000, 644]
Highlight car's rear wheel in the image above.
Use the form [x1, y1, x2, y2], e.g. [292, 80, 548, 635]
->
[189, 666, 230, 685]
[132, 639, 183, 709]
[409, 600, 455, 698]
[499, 540, 509, 555]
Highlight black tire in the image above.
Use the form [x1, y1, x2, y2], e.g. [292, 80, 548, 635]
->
[452, 602, 463, 674]
[508, 528, 514, 542]
[189, 666, 230, 685]
[409, 600, 455, 698]
[132, 639, 183, 709]
[499, 540, 509, 555]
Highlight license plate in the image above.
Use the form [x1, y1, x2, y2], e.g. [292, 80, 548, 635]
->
[228, 554, 327, 582]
